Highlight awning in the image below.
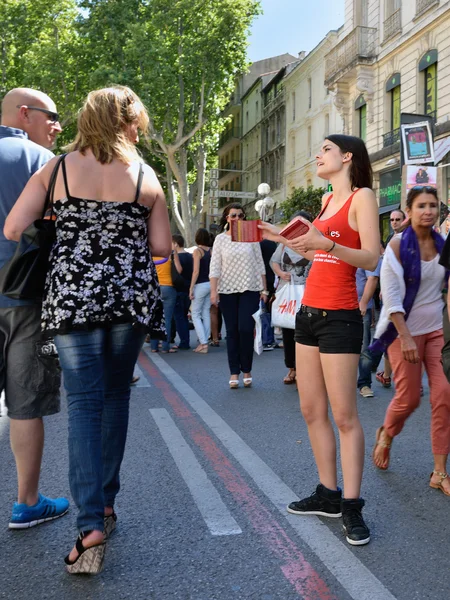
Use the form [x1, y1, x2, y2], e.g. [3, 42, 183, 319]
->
[434, 135, 450, 164]
[378, 204, 399, 215]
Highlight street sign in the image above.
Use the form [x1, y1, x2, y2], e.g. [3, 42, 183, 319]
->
[216, 190, 256, 199]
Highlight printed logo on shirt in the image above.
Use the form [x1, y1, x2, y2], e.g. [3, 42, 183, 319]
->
[324, 227, 340, 238]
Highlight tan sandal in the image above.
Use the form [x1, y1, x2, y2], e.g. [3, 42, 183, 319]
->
[429, 470, 450, 496]
[283, 369, 296, 385]
[372, 426, 392, 471]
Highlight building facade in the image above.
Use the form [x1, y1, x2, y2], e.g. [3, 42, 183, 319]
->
[284, 32, 343, 196]
[325, 0, 450, 238]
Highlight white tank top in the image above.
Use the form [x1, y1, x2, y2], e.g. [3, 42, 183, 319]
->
[406, 254, 446, 336]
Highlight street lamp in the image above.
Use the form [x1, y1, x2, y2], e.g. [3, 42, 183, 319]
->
[255, 182, 275, 222]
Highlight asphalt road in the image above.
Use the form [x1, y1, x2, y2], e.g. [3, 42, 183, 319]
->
[0, 334, 448, 600]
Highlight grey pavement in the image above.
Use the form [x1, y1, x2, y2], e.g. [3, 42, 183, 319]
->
[0, 334, 448, 600]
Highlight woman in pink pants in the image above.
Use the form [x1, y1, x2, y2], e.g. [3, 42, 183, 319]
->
[372, 186, 450, 496]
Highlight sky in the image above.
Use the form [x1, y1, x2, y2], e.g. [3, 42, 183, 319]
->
[247, 0, 345, 63]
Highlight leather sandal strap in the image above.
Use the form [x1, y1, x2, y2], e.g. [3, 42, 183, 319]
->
[432, 470, 448, 482]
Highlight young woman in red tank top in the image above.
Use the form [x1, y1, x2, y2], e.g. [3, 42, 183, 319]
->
[260, 135, 379, 546]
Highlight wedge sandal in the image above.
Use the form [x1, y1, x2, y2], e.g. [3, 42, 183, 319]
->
[65, 531, 106, 575]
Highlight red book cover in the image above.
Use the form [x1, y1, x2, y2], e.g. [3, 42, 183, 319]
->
[231, 220, 263, 242]
[279, 216, 310, 240]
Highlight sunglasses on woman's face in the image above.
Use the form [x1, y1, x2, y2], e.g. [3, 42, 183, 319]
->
[229, 212, 244, 219]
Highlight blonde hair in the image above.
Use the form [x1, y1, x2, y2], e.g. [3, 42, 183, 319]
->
[66, 85, 149, 164]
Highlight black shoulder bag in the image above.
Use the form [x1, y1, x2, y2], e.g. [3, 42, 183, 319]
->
[0, 154, 65, 301]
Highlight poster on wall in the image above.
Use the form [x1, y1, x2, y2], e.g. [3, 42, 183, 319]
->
[405, 165, 437, 190]
[401, 121, 435, 165]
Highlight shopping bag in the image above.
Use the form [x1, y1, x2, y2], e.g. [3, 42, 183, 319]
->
[252, 308, 263, 355]
[271, 283, 304, 329]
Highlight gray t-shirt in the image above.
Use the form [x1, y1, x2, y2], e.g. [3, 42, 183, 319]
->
[0, 126, 53, 306]
[270, 244, 311, 287]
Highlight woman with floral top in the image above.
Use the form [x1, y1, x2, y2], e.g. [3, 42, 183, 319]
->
[5, 86, 171, 574]
[209, 203, 267, 389]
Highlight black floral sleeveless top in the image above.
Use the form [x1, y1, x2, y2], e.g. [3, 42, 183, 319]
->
[41, 157, 165, 338]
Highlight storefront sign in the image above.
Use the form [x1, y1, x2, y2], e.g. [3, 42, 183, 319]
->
[379, 169, 401, 207]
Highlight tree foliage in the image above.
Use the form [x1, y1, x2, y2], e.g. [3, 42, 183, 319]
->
[1, 0, 261, 245]
[279, 186, 326, 223]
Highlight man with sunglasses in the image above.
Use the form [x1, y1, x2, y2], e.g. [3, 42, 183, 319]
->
[0, 88, 68, 528]
[385, 209, 406, 245]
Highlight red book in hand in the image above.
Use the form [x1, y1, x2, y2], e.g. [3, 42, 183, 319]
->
[231, 219, 263, 242]
[279, 216, 310, 240]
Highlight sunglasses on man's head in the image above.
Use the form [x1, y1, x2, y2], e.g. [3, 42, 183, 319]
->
[17, 105, 60, 123]
[229, 212, 244, 219]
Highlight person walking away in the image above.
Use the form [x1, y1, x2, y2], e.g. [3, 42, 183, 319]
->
[259, 237, 278, 350]
[210, 203, 268, 389]
[259, 134, 380, 546]
[172, 234, 193, 349]
[189, 228, 212, 353]
[5, 85, 171, 573]
[270, 211, 312, 385]
[371, 187, 450, 496]
[151, 255, 178, 353]
[356, 256, 382, 398]
[0, 88, 69, 529]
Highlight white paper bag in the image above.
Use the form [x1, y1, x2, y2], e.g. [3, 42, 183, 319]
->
[252, 308, 263, 355]
[271, 283, 304, 330]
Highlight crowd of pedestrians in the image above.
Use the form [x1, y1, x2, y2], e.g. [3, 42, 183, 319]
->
[1, 84, 449, 576]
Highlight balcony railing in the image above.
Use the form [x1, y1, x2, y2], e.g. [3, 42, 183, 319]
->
[263, 89, 285, 117]
[324, 27, 377, 85]
[219, 161, 242, 179]
[384, 9, 401, 41]
[382, 128, 400, 148]
[219, 127, 241, 148]
[416, 0, 439, 17]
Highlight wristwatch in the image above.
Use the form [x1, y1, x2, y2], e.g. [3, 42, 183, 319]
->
[261, 290, 269, 295]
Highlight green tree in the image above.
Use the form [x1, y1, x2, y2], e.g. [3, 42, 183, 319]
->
[78, 0, 261, 244]
[279, 185, 326, 222]
[0, 0, 82, 136]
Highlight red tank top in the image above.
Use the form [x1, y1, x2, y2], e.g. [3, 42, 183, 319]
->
[302, 191, 361, 310]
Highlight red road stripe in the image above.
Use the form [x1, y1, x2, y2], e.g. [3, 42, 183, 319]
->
[139, 352, 337, 600]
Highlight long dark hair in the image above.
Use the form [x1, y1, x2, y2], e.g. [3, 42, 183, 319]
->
[326, 134, 373, 190]
[218, 202, 246, 232]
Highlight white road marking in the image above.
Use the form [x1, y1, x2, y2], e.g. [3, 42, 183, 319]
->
[149, 407, 242, 537]
[132, 363, 151, 388]
[146, 349, 397, 600]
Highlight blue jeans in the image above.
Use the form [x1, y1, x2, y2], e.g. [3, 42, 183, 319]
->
[260, 298, 275, 346]
[151, 285, 177, 352]
[357, 309, 383, 389]
[191, 282, 211, 345]
[55, 324, 145, 533]
[174, 291, 191, 348]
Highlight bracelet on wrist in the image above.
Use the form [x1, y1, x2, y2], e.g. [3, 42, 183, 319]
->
[327, 240, 336, 253]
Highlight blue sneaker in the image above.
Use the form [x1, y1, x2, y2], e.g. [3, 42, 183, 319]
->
[9, 494, 69, 529]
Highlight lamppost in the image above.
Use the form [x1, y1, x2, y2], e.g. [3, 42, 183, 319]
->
[255, 182, 275, 222]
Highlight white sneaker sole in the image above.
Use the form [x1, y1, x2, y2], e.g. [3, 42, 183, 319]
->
[9, 509, 69, 529]
[345, 533, 371, 546]
[286, 506, 342, 518]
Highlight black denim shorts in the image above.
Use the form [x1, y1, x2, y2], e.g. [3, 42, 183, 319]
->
[294, 305, 363, 354]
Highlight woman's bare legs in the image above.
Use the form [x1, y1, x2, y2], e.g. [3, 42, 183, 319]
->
[320, 353, 364, 499]
[296, 343, 337, 490]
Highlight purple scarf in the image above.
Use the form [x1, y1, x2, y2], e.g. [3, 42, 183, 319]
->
[370, 226, 446, 353]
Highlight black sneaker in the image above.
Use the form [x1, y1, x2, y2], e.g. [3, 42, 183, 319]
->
[341, 498, 370, 546]
[287, 484, 342, 518]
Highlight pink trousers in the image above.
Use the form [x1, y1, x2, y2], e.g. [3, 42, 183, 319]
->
[384, 329, 450, 455]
